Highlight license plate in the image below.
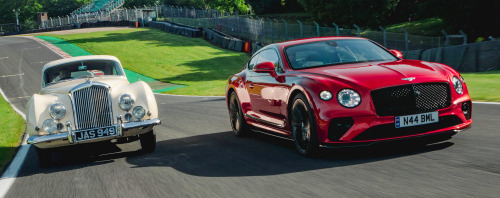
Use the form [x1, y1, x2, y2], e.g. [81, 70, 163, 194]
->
[74, 126, 117, 142]
[395, 111, 439, 128]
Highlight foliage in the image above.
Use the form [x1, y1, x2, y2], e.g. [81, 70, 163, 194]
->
[0, 0, 90, 25]
[297, 0, 399, 28]
[0, 0, 42, 24]
[437, 0, 500, 40]
[157, 0, 249, 13]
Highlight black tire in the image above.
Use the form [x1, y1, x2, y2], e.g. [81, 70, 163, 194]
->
[36, 147, 52, 167]
[140, 130, 156, 153]
[290, 93, 319, 156]
[229, 91, 249, 137]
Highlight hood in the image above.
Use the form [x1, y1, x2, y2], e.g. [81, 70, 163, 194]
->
[300, 59, 451, 90]
[40, 76, 130, 95]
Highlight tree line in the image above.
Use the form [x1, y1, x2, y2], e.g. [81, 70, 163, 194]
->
[1, 0, 499, 40]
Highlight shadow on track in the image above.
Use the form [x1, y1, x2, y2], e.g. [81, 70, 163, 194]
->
[15, 130, 454, 178]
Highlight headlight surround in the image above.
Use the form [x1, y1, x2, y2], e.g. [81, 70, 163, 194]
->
[452, 76, 463, 94]
[319, 90, 333, 101]
[42, 119, 57, 134]
[49, 103, 66, 120]
[460, 75, 466, 84]
[119, 94, 135, 111]
[132, 106, 146, 119]
[337, 89, 361, 108]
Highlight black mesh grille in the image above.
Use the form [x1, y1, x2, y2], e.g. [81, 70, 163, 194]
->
[353, 115, 463, 141]
[371, 83, 451, 116]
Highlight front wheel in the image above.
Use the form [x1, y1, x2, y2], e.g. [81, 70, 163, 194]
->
[140, 130, 156, 153]
[229, 91, 249, 137]
[290, 94, 319, 156]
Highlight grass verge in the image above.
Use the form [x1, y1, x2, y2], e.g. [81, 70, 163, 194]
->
[0, 96, 25, 171]
[385, 18, 446, 37]
[462, 71, 500, 102]
[46, 28, 249, 96]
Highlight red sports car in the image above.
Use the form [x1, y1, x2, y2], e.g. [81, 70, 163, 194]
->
[225, 37, 472, 156]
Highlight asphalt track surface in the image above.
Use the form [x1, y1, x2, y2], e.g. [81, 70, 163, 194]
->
[1, 36, 500, 197]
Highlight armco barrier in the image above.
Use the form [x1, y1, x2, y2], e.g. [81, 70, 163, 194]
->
[406, 40, 500, 72]
[204, 28, 244, 52]
[149, 21, 202, 38]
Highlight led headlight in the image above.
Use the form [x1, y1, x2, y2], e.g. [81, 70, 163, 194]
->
[132, 106, 146, 119]
[319, 91, 333, 101]
[337, 89, 361, 108]
[452, 76, 463, 94]
[42, 119, 57, 134]
[119, 94, 135, 111]
[460, 75, 466, 84]
[49, 103, 66, 120]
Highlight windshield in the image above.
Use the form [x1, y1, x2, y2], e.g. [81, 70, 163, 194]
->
[285, 39, 397, 69]
[43, 59, 124, 87]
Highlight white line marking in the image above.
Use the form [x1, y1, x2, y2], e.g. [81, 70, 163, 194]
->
[473, 101, 500, 105]
[8, 96, 30, 100]
[0, 73, 24, 78]
[0, 57, 8, 60]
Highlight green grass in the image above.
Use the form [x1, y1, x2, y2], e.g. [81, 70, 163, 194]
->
[0, 97, 25, 171]
[386, 18, 446, 37]
[462, 71, 500, 102]
[48, 28, 249, 96]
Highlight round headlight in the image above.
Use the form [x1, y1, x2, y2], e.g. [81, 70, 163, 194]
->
[132, 106, 146, 119]
[452, 76, 463, 94]
[49, 103, 66, 120]
[42, 119, 57, 134]
[119, 94, 135, 111]
[337, 89, 361, 108]
[319, 91, 333, 101]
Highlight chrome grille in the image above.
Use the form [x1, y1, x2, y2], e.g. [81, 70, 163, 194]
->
[371, 83, 451, 116]
[71, 85, 113, 130]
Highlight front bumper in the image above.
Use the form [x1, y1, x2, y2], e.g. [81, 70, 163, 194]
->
[27, 118, 161, 146]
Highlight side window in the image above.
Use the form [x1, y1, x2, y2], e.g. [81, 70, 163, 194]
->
[258, 49, 282, 73]
[248, 53, 259, 70]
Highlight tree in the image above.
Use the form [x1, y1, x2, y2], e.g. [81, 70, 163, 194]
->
[297, 0, 399, 28]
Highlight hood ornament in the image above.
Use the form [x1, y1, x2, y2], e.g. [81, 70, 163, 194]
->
[402, 77, 416, 81]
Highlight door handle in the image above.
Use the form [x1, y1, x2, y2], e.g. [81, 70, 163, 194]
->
[249, 83, 254, 89]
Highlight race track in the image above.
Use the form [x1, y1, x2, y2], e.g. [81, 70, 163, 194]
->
[1, 36, 499, 197]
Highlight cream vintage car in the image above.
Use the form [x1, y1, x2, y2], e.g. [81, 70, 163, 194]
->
[26, 55, 161, 167]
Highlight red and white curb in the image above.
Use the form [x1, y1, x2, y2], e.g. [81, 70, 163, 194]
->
[30, 36, 72, 58]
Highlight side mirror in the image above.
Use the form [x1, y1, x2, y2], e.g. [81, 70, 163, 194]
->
[389, 49, 403, 59]
[254, 62, 275, 73]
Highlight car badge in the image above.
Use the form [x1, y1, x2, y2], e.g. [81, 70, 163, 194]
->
[402, 77, 416, 81]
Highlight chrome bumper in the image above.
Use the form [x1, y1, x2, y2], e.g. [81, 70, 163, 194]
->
[27, 118, 161, 144]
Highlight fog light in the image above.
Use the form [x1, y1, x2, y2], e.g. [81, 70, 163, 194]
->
[132, 106, 146, 119]
[42, 119, 57, 134]
[328, 117, 354, 141]
[462, 101, 471, 120]
[124, 113, 133, 122]
[56, 122, 64, 131]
